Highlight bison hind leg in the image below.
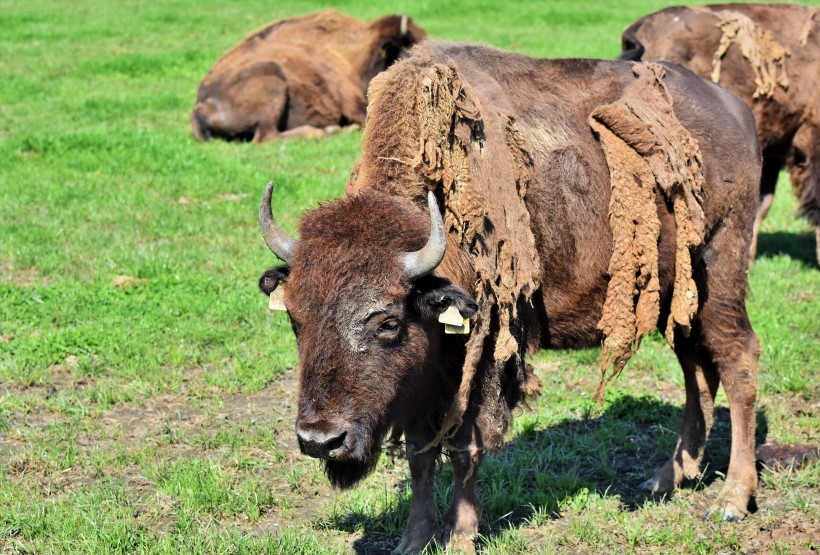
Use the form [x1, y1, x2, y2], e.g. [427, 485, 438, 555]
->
[651, 216, 760, 521]
[639, 327, 721, 497]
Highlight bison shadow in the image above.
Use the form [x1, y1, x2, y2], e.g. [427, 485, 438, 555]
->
[756, 230, 818, 268]
[325, 395, 770, 554]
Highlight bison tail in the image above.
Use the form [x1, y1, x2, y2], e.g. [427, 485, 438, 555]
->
[619, 24, 645, 61]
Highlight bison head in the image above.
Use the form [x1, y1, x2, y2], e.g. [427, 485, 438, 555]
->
[361, 15, 427, 84]
[258, 183, 476, 488]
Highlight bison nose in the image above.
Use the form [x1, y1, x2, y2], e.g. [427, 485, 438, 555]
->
[296, 424, 348, 460]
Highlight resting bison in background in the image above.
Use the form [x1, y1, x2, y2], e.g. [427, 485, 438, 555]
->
[191, 10, 426, 143]
[621, 3, 820, 262]
[258, 41, 762, 553]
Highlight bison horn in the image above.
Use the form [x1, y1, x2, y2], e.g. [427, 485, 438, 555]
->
[400, 15, 408, 36]
[401, 191, 446, 279]
[259, 181, 298, 262]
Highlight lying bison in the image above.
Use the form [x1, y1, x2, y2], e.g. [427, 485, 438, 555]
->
[191, 10, 426, 143]
[621, 3, 819, 262]
[258, 41, 762, 553]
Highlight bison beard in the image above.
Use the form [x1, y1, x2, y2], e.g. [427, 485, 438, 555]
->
[325, 456, 380, 490]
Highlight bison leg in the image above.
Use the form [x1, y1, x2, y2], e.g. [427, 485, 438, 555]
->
[640, 331, 720, 495]
[645, 213, 760, 521]
[749, 154, 782, 260]
[442, 448, 481, 554]
[785, 122, 820, 265]
[253, 125, 330, 143]
[277, 125, 330, 141]
[394, 440, 439, 555]
[694, 225, 760, 521]
[705, 332, 760, 521]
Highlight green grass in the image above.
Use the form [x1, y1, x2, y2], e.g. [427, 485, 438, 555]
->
[1, 0, 818, 553]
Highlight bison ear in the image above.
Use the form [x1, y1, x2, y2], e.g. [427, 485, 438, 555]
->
[259, 265, 290, 296]
[371, 15, 426, 68]
[411, 275, 478, 322]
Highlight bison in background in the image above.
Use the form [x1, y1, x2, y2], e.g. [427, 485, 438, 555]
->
[258, 41, 762, 554]
[191, 10, 426, 143]
[621, 3, 820, 263]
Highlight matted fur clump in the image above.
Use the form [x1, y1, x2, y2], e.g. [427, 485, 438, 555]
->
[703, 7, 790, 99]
[349, 54, 542, 454]
[589, 63, 705, 402]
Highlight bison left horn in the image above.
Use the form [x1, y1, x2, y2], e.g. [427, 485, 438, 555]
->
[259, 181, 298, 262]
[401, 191, 446, 279]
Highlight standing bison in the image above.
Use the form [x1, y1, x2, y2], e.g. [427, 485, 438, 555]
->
[191, 10, 426, 143]
[621, 3, 820, 262]
[258, 41, 762, 553]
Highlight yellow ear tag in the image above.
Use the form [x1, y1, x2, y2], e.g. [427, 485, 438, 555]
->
[268, 286, 286, 312]
[444, 319, 470, 335]
[438, 305, 470, 334]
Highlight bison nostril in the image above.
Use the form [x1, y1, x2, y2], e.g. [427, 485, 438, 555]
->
[296, 426, 349, 460]
[326, 431, 347, 453]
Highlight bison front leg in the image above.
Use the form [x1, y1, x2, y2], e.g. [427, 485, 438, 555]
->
[394, 441, 439, 555]
[443, 448, 481, 554]
[641, 330, 720, 494]
[277, 125, 330, 140]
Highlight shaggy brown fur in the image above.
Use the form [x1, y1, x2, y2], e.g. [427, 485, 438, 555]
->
[262, 41, 762, 553]
[621, 3, 820, 263]
[191, 10, 425, 143]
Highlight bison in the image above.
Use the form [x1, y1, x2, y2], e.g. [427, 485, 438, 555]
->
[191, 10, 426, 143]
[258, 41, 762, 553]
[620, 3, 820, 262]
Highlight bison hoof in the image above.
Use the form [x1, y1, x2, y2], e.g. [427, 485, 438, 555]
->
[445, 533, 477, 555]
[705, 502, 746, 522]
[393, 534, 436, 555]
[638, 475, 673, 495]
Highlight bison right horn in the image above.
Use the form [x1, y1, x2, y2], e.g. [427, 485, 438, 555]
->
[259, 181, 298, 263]
[401, 191, 446, 279]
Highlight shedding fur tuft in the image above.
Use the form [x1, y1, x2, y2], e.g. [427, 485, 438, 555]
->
[590, 63, 705, 403]
[703, 8, 790, 99]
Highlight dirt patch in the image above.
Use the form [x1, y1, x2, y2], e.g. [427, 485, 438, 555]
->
[111, 275, 148, 288]
[0, 260, 50, 287]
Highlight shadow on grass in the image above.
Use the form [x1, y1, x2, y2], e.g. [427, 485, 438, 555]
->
[756, 230, 818, 268]
[326, 395, 770, 554]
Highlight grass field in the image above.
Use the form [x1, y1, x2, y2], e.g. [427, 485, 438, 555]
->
[1, 0, 818, 553]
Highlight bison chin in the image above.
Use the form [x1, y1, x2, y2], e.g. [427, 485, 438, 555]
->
[324, 452, 381, 490]
[323, 425, 387, 489]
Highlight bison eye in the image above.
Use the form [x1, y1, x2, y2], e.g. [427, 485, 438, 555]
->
[376, 318, 401, 339]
